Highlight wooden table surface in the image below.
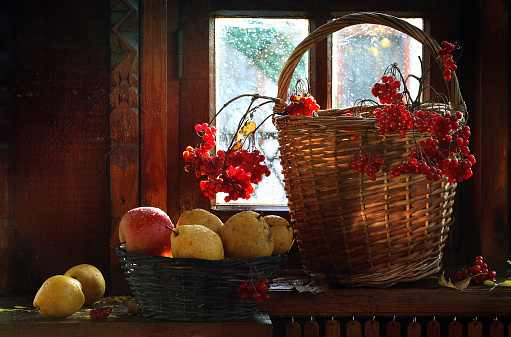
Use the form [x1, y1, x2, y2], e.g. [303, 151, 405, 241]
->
[2, 277, 511, 337]
[0, 297, 273, 337]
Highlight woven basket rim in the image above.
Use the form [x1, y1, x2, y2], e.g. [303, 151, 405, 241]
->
[115, 247, 288, 266]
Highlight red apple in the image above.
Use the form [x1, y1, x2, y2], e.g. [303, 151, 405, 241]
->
[119, 207, 174, 257]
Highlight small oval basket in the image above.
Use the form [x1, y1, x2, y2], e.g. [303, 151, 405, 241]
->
[115, 248, 287, 321]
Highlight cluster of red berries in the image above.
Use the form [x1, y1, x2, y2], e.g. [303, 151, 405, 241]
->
[374, 101, 413, 137]
[285, 94, 320, 116]
[90, 306, 112, 321]
[237, 279, 270, 302]
[438, 41, 457, 82]
[194, 123, 217, 154]
[389, 156, 444, 181]
[197, 150, 270, 202]
[455, 256, 497, 285]
[348, 153, 385, 181]
[371, 75, 402, 104]
[354, 70, 475, 184]
[183, 124, 270, 202]
[386, 127, 474, 183]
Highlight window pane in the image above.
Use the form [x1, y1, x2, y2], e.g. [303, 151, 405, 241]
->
[332, 19, 424, 108]
[215, 18, 309, 205]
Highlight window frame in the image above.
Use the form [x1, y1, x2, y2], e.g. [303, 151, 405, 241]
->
[155, 0, 510, 274]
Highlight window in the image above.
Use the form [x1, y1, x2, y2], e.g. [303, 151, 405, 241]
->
[214, 18, 309, 206]
[213, 16, 423, 207]
[332, 19, 423, 108]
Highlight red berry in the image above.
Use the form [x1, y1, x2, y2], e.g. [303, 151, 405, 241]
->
[252, 292, 262, 301]
[469, 265, 481, 274]
[238, 282, 248, 293]
[258, 283, 268, 294]
[103, 307, 112, 316]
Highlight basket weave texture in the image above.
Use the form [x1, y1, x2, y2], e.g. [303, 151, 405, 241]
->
[116, 248, 287, 321]
[273, 13, 463, 287]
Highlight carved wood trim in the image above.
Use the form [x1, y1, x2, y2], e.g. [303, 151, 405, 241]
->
[109, 0, 140, 294]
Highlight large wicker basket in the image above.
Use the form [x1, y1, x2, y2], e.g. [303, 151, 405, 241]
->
[273, 13, 463, 287]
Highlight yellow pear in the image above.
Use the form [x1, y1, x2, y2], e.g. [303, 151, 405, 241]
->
[64, 264, 106, 305]
[171, 224, 224, 260]
[176, 208, 224, 235]
[264, 215, 294, 255]
[33, 275, 85, 318]
[221, 211, 274, 259]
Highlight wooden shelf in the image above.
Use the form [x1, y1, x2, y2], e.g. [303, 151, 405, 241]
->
[0, 297, 272, 337]
[2, 278, 511, 337]
[259, 278, 511, 319]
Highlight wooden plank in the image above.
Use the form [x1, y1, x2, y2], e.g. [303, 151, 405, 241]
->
[13, 0, 111, 294]
[490, 320, 504, 337]
[286, 319, 301, 337]
[166, 0, 182, 224]
[178, 0, 211, 215]
[406, 320, 421, 337]
[426, 320, 440, 337]
[259, 279, 511, 318]
[467, 320, 482, 337]
[346, 319, 362, 337]
[448, 320, 462, 337]
[386, 320, 401, 337]
[477, 0, 510, 272]
[325, 318, 341, 337]
[178, 78, 211, 213]
[0, 21, 9, 294]
[0, 298, 272, 337]
[140, 0, 167, 210]
[365, 318, 379, 337]
[304, 318, 319, 337]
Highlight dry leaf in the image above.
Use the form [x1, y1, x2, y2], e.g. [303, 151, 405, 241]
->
[438, 272, 471, 290]
[232, 140, 243, 150]
[241, 121, 256, 136]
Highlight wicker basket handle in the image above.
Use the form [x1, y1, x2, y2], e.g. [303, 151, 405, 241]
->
[274, 12, 465, 113]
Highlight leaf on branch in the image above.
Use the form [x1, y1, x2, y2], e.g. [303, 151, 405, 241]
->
[232, 140, 243, 151]
[438, 272, 471, 290]
[241, 121, 257, 136]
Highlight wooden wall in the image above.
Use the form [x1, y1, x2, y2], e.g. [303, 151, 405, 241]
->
[4, 0, 111, 294]
[0, 0, 508, 296]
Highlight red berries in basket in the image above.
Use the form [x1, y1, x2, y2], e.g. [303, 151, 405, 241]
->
[348, 52, 475, 185]
[371, 75, 401, 104]
[286, 94, 320, 117]
[349, 153, 385, 181]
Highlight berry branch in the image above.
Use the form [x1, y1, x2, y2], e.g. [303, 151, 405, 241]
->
[183, 94, 282, 203]
[349, 41, 474, 184]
